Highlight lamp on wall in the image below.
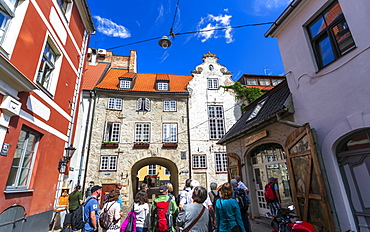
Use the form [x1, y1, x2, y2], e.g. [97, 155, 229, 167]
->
[58, 145, 76, 173]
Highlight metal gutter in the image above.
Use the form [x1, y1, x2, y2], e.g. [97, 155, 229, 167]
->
[264, 0, 303, 37]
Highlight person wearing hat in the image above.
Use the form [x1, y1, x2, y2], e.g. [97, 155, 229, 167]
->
[230, 179, 251, 232]
[69, 185, 83, 213]
[83, 185, 102, 232]
[265, 177, 281, 217]
[150, 185, 178, 232]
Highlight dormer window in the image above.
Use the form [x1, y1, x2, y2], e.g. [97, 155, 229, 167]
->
[208, 78, 218, 90]
[119, 79, 131, 89]
[247, 98, 267, 121]
[137, 98, 150, 111]
[247, 79, 258, 85]
[157, 82, 169, 91]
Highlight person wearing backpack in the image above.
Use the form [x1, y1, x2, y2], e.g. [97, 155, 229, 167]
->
[150, 185, 178, 232]
[231, 179, 251, 232]
[83, 185, 102, 232]
[133, 191, 150, 232]
[100, 190, 123, 232]
[69, 185, 83, 213]
[264, 177, 281, 217]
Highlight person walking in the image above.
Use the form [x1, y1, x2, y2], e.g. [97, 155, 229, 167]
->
[166, 183, 176, 201]
[264, 177, 281, 217]
[231, 179, 251, 232]
[179, 179, 192, 211]
[150, 185, 178, 232]
[83, 185, 102, 232]
[235, 175, 249, 193]
[176, 186, 209, 232]
[134, 191, 150, 232]
[68, 185, 83, 213]
[215, 183, 246, 232]
[101, 190, 123, 232]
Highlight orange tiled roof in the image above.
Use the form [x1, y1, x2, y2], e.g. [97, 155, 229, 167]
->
[243, 85, 275, 91]
[95, 68, 193, 93]
[82, 62, 109, 90]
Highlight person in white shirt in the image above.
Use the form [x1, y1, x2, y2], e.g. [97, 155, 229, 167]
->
[102, 190, 123, 232]
[133, 191, 150, 232]
[235, 175, 249, 193]
[179, 179, 192, 211]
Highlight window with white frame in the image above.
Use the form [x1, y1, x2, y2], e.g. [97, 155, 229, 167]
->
[247, 79, 258, 85]
[208, 78, 218, 89]
[36, 41, 59, 92]
[307, 1, 355, 69]
[163, 123, 177, 143]
[100, 155, 117, 171]
[0, 0, 18, 41]
[193, 155, 207, 169]
[163, 100, 176, 112]
[259, 79, 271, 86]
[208, 106, 225, 139]
[148, 164, 156, 175]
[247, 98, 267, 121]
[164, 168, 170, 175]
[103, 122, 120, 142]
[135, 123, 150, 143]
[137, 98, 150, 111]
[215, 153, 227, 173]
[272, 79, 283, 86]
[119, 79, 131, 89]
[57, 0, 72, 15]
[107, 98, 122, 110]
[157, 82, 169, 91]
[6, 128, 40, 189]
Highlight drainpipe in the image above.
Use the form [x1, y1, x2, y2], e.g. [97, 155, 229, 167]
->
[276, 114, 302, 128]
[186, 97, 192, 179]
[81, 90, 96, 194]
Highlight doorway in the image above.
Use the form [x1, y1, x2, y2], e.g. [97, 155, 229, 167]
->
[250, 143, 292, 216]
[131, 157, 179, 203]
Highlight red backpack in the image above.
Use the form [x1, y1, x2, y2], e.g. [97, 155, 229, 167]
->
[264, 182, 276, 202]
[154, 197, 172, 232]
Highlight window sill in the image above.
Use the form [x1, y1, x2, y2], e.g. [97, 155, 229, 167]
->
[4, 189, 34, 194]
[162, 143, 178, 148]
[101, 143, 119, 148]
[133, 143, 150, 149]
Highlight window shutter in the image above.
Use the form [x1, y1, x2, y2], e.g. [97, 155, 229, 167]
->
[144, 98, 150, 111]
[137, 98, 143, 111]
[103, 122, 109, 142]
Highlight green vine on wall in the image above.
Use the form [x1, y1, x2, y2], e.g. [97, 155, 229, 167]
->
[220, 82, 263, 113]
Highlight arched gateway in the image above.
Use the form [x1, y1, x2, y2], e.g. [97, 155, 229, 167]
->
[131, 157, 180, 201]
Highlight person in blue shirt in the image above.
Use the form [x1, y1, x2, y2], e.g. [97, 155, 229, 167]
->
[215, 182, 246, 232]
[83, 185, 102, 232]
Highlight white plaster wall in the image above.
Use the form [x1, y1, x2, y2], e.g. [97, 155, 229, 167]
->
[188, 53, 242, 188]
[271, 0, 370, 230]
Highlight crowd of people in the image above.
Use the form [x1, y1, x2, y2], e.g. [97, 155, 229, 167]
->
[63, 176, 280, 232]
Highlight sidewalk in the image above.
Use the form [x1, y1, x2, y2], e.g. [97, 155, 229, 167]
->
[250, 218, 272, 232]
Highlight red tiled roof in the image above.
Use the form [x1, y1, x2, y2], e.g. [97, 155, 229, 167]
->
[244, 85, 275, 91]
[82, 62, 109, 90]
[95, 69, 193, 93]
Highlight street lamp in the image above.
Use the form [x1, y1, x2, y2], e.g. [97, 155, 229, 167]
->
[158, 36, 172, 48]
[58, 145, 76, 173]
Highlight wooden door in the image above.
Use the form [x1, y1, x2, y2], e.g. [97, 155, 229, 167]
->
[285, 123, 334, 231]
[227, 153, 241, 181]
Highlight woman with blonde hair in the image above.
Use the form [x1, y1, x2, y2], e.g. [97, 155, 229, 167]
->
[102, 190, 123, 232]
[215, 183, 246, 232]
[166, 182, 176, 201]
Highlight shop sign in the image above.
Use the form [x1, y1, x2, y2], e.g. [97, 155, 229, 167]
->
[244, 130, 267, 146]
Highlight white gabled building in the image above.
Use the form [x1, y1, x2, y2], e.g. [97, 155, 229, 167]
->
[188, 51, 242, 188]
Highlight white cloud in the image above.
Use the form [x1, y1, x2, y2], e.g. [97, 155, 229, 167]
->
[197, 14, 234, 43]
[253, 0, 292, 14]
[93, 16, 131, 39]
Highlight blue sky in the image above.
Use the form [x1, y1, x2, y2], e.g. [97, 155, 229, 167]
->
[86, 0, 292, 80]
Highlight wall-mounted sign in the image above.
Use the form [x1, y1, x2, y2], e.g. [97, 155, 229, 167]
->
[180, 170, 189, 173]
[244, 130, 267, 146]
[1, 143, 10, 156]
[181, 151, 186, 159]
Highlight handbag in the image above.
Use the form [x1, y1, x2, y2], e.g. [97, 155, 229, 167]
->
[220, 199, 242, 232]
[120, 205, 137, 232]
[182, 206, 206, 232]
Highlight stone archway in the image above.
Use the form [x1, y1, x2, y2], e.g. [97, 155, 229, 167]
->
[131, 157, 179, 201]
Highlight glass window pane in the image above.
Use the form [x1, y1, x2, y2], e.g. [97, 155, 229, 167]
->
[18, 168, 30, 186]
[319, 36, 335, 66]
[323, 3, 343, 26]
[309, 17, 326, 37]
[332, 20, 355, 55]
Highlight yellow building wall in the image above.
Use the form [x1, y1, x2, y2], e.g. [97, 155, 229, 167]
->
[137, 165, 170, 181]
